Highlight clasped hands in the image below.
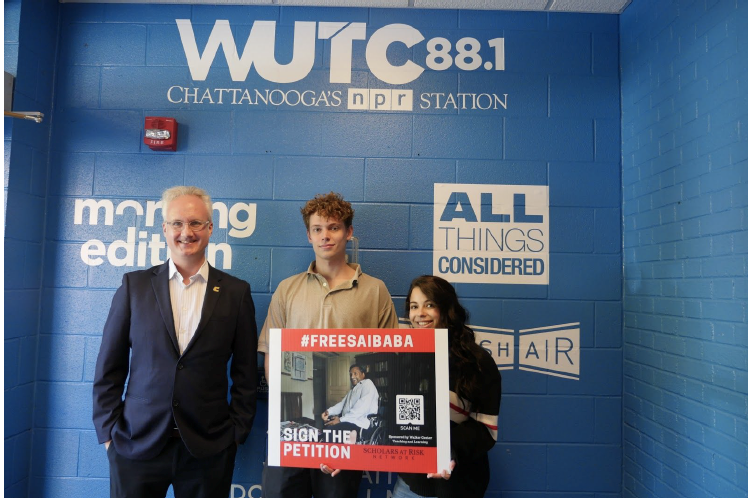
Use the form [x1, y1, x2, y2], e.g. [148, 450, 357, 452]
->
[321, 410, 340, 426]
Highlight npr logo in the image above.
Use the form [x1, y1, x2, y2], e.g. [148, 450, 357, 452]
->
[347, 88, 413, 111]
[474, 323, 580, 380]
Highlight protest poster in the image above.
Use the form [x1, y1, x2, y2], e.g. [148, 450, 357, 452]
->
[267, 328, 451, 473]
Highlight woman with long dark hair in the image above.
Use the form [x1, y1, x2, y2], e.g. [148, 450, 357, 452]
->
[393, 275, 502, 498]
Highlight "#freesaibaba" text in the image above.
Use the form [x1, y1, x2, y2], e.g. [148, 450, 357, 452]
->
[304, 334, 414, 348]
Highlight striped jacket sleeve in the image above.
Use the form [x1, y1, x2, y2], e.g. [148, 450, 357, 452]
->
[449, 347, 502, 462]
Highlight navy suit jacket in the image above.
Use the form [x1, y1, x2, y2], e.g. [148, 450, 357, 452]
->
[92, 262, 257, 460]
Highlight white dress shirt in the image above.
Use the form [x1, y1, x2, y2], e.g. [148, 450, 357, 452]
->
[168, 259, 209, 355]
[327, 378, 379, 429]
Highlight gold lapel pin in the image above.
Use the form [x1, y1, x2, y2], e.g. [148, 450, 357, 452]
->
[213, 286, 220, 292]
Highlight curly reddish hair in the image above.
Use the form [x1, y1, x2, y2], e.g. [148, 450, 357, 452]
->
[300, 192, 354, 229]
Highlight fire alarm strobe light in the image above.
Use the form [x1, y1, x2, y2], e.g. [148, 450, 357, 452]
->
[144, 116, 178, 151]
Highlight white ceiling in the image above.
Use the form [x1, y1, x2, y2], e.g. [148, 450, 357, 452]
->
[60, 0, 632, 15]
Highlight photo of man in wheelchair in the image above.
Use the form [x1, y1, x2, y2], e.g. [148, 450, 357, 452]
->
[321, 364, 385, 445]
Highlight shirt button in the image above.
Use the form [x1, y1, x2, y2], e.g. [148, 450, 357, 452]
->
[323, 283, 327, 287]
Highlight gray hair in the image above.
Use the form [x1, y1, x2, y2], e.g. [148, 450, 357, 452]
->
[161, 186, 213, 222]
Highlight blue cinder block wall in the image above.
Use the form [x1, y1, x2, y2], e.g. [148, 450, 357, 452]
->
[6, 4, 624, 497]
[4, 0, 60, 497]
[620, 1, 748, 497]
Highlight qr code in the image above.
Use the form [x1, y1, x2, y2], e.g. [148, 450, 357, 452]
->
[396, 395, 425, 425]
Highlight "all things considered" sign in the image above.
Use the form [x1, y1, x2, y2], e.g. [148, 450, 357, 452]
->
[433, 183, 549, 285]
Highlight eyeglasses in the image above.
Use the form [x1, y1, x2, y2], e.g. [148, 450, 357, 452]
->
[164, 220, 211, 232]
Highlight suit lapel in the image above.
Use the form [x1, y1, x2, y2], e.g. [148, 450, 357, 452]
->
[183, 265, 223, 355]
[151, 263, 180, 353]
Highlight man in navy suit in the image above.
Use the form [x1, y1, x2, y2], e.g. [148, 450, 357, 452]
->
[93, 186, 257, 498]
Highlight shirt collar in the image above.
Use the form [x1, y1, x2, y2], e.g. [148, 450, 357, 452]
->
[169, 259, 209, 283]
[306, 262, 361, 278]
[306, 262, 362, 288]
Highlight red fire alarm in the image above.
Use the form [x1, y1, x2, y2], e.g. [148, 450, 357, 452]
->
[144, 116, 178, 151]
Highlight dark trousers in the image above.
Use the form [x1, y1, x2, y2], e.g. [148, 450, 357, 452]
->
[107, 438, 237, 498]
[329, 422, 360, 441]
[262, 463, 363, 498]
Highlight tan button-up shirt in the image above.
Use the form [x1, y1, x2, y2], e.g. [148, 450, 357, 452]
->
[258, 263, 398, 353]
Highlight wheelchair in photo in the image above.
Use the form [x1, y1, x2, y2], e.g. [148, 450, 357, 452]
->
[358, 401, 386, 445]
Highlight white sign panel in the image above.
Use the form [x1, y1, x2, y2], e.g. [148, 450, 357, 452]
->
[473, 326, 515, 370]
[433, 184, 549, 285]
[518, 323, 580, 380]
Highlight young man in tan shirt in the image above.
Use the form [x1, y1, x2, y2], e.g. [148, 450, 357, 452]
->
[258, 192, 398, 498]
